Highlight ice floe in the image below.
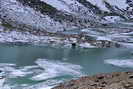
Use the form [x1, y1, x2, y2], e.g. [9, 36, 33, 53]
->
[104, 59, 133, 68]
[31, 58, 84, 81]
[0, 58, 84, 89]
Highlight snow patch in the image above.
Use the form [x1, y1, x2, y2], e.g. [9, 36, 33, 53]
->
[79, 43, 95, 48]
[87, 0, 109, 11]
[106, 0, 128, 9]
[40, 0, 70, 12]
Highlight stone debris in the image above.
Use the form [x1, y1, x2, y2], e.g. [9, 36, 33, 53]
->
[53, 71, 133, 89]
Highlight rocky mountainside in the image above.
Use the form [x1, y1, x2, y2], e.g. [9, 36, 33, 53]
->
[53, 71, 133, 89]
[0, 0, 133, 48]
[1, 0, 133, 31]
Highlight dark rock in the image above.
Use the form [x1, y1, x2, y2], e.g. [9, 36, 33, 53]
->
[129, 75, 133, 79]
[97, 76, 104, 80]
[72, 43, 76, 48]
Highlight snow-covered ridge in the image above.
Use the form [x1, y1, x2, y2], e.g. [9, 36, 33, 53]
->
[0, 0, 132, 32]
[1, 0, 132, 32]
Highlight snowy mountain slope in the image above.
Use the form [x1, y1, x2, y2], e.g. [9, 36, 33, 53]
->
[0, 0, 65, 32]
[87, 0, 128, 11]
[0, 0, 102, 32]
[0, 0, 133, 32]
[0, 0, 133, 48]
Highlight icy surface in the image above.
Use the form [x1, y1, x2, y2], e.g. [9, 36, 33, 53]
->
[0, 58, 84, 89]
[104, 59, 133, 68]
[32, 58, 83, 81]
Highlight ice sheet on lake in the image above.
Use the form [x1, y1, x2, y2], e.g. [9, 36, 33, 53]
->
[104, 59, 133, 68]
[31, 58, 84, 81]
[0, 63, 38, 78]
[0, 59, 84, 89]
[0, 71, 11, 89]
[23, 79, 62, 89]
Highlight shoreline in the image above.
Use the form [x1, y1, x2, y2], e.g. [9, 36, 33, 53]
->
[53, 71, 133, 89]
[0, 25, 124, 48]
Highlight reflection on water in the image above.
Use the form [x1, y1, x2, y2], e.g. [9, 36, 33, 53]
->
[0, 44, 132, 89]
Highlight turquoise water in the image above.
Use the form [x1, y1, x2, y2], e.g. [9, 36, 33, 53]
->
[0, 44, 133, 89]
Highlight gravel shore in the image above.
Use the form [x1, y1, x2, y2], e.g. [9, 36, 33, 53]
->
[53, 71, 133, 89]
